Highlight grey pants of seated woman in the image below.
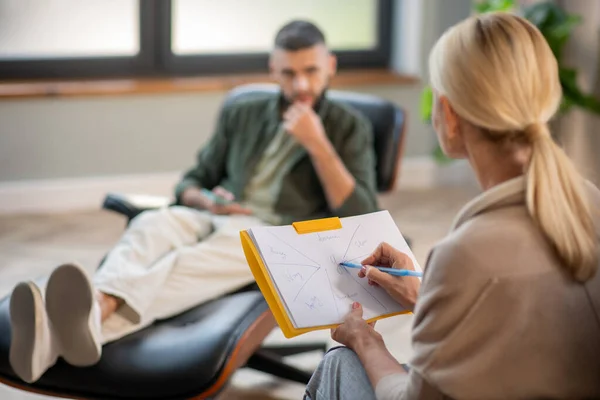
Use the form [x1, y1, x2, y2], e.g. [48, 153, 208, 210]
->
[304, 347, 377, 400]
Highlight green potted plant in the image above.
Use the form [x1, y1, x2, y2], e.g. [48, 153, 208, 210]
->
[420, 0, 600, 163]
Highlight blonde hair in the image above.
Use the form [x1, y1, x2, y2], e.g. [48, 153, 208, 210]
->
[429, 12, 598, 281]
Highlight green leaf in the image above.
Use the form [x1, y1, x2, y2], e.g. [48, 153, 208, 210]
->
[523, 2, 556, 28]
[559, 67, 578, 90]
[547, 16, 581, 58]
[563, 88, 600, 114]
[549, 15, 582, 40]
[577, 94, 600, 114]
[557, 67, 600, 115]
[420, 85, 434, 123]
[491, 0, 515, 12]
[559, 96, 574, 114]
[433, 144, 453, 164]
[523, 1, 578, 60]
[473, 0, 515, 14]
[474, 1, 491, 14]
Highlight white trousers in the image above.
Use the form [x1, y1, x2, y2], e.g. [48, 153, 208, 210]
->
[92, 206, 266, 344]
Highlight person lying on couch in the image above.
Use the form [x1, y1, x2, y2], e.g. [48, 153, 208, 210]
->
[8, 19, 379, 383]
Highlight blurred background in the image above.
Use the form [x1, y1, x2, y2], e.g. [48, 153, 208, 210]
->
[0, 0, 599, 399]
[0, 0, 457, 193]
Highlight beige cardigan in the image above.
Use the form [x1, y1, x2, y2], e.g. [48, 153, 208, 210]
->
[376, 176, 600, 400]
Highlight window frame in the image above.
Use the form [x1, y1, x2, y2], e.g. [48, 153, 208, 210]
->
[0, 0, 393, 80]
[158, 0, 394, 76]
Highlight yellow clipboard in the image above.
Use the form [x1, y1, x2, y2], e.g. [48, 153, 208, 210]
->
[240, 216, 411, 339]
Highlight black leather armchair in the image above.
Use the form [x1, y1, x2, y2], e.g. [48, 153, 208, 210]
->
[0, 83, 407, 399]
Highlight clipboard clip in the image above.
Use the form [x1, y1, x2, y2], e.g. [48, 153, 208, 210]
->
[292, 217, 342, 235]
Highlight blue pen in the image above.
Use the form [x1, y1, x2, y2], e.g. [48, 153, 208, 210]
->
[340, 262, 423, 278]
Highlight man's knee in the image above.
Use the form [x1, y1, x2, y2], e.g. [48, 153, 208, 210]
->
[127, 209, 163, 230]
[130, 206, 191, 226]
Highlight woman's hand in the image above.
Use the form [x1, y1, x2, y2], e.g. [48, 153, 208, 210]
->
[331, 302, 383, 351]
[332, 302, 408, 389]
[359, 242, 421, 311]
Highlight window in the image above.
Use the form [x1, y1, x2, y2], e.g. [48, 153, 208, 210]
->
[0, 0, 139, 59]
[0, 0, 152, 79]
[172, 0, 378, 54]
[0, 0, 393, 80]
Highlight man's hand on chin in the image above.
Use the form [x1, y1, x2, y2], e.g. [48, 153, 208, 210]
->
[282, 102, 329, 155]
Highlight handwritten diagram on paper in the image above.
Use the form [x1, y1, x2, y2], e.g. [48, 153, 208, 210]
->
[249, 210, 420, 329]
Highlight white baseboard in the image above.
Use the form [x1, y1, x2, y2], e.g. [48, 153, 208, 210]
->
[0, 157, 476, 215]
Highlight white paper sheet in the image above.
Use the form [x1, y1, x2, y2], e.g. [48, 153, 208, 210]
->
[248, 210, 421, 328]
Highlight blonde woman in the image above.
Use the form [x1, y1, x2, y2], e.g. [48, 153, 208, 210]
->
[304, 12, 600, 400]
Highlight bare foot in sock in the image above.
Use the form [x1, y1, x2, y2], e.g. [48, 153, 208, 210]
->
[97, 291, 121, 322]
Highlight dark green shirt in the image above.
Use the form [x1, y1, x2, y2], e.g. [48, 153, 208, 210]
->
[174, 94, 379, 225]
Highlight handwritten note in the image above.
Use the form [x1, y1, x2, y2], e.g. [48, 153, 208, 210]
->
[247, 210, 420, 329]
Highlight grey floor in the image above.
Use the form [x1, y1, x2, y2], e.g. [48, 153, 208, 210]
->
[0, 186, 478, 399]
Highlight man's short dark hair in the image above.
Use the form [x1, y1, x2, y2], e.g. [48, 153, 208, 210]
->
[274, 20, 326, 51]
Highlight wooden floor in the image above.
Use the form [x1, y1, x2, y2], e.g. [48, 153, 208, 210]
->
[0, 186, 478, 400]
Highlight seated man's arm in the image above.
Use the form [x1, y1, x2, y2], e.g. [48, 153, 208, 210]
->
[174, 107, 232, 207]
[284, 103, 378, 216]
[314, 115, 378, 216]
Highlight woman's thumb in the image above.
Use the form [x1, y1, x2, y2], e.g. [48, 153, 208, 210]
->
[351, 301, 363, 317]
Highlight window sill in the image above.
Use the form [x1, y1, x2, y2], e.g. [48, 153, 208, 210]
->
[0, 69, 420, 100]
